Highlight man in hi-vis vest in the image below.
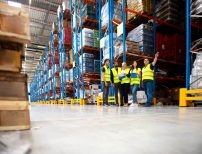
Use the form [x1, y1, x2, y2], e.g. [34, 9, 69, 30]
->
[142, 52, 159, 107]
[111, 61, 122, 106]
[102, 58, 111, 106]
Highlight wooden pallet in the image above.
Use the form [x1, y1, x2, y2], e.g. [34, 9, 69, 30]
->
[0, 41, 23, 72]
[0, 2, 30, 44]
[0, 72, 28, 101]
[82, 0, 96, 5]
[82, 45, 99, 53]
[0, 100, 30, 131]
[82, 18, 98, 29]
[127, 12, 150, 25]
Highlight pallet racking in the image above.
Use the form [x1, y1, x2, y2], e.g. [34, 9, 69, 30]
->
[30, 0, 202, 105]
[179, 0, 202, 107]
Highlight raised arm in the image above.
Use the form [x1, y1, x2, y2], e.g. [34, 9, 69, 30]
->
[152, 52, 159, 66]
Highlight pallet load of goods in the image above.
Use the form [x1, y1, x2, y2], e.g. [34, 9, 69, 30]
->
[126, 0, 153, 21]
[61, 0, 73, 100]
[102, 33, 117, 60]
[114, 24, 154, 57]
[190, 40, 202, 90]
[62, 1, 72, 46]
[156, 33, 185, 62]
[82, 3, 97, 28]
[155, 0, 179, 24]
[101, 1, 122, 29]
[191, 0, 202, 15]
[52, 22, 61, 99]
[0, 2, 30, 131]
[127, 24, 154, 56]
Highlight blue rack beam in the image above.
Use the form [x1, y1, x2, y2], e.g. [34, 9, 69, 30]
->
[79, 0, 85, 99]
[98, 0, 103, 90]
[186, 0, 191, 89]
[71, 0, 80, 99]
[58, 9, 67, 100]
[122, 0, 126, 62]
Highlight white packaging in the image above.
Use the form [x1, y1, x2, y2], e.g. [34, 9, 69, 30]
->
[137, 90, 147, 104]
[55, 64, 59, 73]
[57, 5, 62, 17]
[62, 0, 70, 11]
[128, 95, 133, 104]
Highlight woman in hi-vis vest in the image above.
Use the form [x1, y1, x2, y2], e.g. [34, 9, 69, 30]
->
[120, 62, 130, 106]
[142, 52, 159, 107]
[130, 61, 141, 107]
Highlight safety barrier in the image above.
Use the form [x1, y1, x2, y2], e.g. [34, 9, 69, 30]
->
[96, 96, 117, 106]
[70, 99, 85, 105]
[31, 100, 68, 105]
[179, 88, 202, 107]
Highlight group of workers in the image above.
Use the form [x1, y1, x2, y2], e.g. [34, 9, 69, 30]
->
[102, 52, 159, 107]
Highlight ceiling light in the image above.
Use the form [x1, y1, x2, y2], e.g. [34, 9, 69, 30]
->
[37, 45, 46, 49]
[8, 1, 22, 8]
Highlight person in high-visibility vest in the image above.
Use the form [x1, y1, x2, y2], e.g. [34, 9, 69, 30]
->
[130, 61, 141, 107]
[111, 61, 122, 106]
[102, 58, 111, 106]
[120, 62, 130, 106]
[142, 52, 159, 107]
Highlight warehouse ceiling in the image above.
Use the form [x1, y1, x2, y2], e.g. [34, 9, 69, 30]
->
[0, 0, 62, 83]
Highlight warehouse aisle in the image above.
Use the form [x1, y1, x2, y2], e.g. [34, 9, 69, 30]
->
[1, 105, 202, 154]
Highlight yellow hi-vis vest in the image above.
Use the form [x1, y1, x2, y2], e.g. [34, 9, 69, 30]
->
[121, 68, 130, 84]
[102, 65, 111, 82]
[142, 64, 154, 81]
[130, 68, 141, 85]
[111, 67, 121, 83]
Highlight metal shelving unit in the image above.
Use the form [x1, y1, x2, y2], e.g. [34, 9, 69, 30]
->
[98, 0, 116, 97]
[70, 0, 100, 104]
[71, 0, 80, 100]
[44, 46, 50, 102]
[50, 31, 58, 101]
[97, 0, 188, 104]
[58, 9, 66, 103]
[178, 0, 202, 107]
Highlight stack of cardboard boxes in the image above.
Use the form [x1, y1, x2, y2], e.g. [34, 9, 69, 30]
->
[127, 0, 153, 21]
[0, 2, 30, 131]
[127, 24, 154, 56]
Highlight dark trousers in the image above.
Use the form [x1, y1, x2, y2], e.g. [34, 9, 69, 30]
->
[103, 82, 110, 105]
[120, 83, 130, 105]
[143, 80, 154, 106]
[114, 82, 121, 105]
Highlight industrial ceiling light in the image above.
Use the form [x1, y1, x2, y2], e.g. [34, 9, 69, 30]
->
[37, 45, 46, 49]
[8, 1, 21, 8]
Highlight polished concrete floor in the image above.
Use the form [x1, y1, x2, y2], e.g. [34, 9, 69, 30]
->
[1, 105, 202, 154]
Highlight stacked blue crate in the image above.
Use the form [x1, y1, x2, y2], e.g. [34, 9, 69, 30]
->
[94, 60, 100, 73]
[79, 53, 94, 73]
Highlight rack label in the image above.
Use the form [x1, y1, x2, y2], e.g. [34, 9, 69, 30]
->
[100, 37, 105, 48]
[117, 22, 123, 37]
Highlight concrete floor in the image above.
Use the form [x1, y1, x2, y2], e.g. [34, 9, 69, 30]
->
[1, 105, 202, 154]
